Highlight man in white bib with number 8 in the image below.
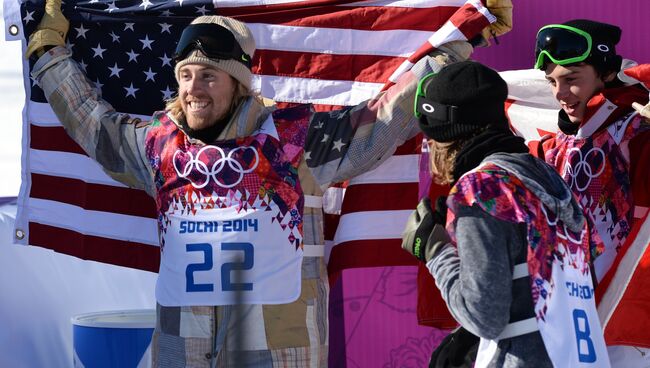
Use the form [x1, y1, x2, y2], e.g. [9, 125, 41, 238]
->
[23, 0, 488, 366]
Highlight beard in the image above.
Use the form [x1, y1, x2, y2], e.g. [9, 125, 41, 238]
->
[179, 113, 230, 143]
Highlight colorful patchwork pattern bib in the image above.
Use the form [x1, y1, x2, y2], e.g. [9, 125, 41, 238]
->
[145, 107, 311, 306]
[448, 163, 609, 367]
[545, 113, 644, 282]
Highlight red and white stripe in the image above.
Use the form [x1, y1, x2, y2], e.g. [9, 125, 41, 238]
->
[325, 138, 422, 283]
[597, 207, 650, 347]
[385, 0, 495, 88]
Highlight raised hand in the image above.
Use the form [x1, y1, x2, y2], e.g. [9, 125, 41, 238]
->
[25, 0, 69, 58]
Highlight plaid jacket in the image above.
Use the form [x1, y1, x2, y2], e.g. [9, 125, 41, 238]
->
[32, 43, 470, 367]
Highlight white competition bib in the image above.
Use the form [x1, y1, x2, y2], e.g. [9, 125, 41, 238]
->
[475, 245, 610, 368]
[155, 201, 302, 306]
[538, 249, 609, 368]
[457, 162, 610, 367]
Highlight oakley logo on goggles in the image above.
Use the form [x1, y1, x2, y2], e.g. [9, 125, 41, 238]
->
[414, 72, 460, 123]
[534, 24, 594, 69]
[174, 23, 252, 69]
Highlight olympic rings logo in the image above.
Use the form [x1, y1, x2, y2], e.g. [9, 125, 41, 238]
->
[562, 147, 605, 192]
[173, 145, 259, 189]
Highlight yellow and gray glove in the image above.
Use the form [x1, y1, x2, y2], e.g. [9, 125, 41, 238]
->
[481, 0, 513, 45]
[401, 197, 451, 263]
[25, 0, 69, 58]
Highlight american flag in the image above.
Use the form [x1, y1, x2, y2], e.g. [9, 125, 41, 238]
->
[12, 0, 650, 358]
[15, 0, 494, 274]
[12, 3, 497, 364]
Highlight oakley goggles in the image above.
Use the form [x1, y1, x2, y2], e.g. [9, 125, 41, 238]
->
[174, 23, 252, 69]
[414, 72, 459, 123]
[534, 24, 592, 70]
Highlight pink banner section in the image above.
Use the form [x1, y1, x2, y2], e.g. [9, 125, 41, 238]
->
[329, 266, 450, 367]
[473, 1, 649, 71]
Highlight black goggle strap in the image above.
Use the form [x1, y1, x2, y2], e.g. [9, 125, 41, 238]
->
[414, 72, 459, 123]
[415, 96, 459, 124]
[193, 39, 252, 69]
[174, 23, 252, 69]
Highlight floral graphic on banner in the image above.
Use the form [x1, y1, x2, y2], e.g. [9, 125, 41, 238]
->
[329, 266, 450, 367]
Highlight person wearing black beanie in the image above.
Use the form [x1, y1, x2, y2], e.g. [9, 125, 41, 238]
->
[415, 60, 528, 184]
[402, 61, 609, 367]
[532, 19, 650, 366]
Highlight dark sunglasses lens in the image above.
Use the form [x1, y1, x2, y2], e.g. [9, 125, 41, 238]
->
[196, 34, 236, 59]
[535, 27, 589, 62]
[174, 23, 238, 61]
[174, 25, 203, 60]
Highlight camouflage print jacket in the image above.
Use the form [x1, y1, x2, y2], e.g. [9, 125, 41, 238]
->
[32, 42, 471, 368]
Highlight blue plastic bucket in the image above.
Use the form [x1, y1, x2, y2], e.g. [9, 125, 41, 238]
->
[72, 309, 155, 368]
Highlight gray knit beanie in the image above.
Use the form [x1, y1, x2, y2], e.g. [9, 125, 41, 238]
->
[174, 16, 255, 90]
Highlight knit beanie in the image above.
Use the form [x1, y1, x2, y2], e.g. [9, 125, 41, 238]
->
[174, 16, 255, 90]
[561, 19, 622, 73]
[416, 61, 509, 142]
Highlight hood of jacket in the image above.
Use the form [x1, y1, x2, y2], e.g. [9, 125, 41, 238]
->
[484, 152, 584, 233]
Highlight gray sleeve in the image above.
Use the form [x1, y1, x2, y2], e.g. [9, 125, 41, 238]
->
[304, 46, 476, 188]
[32, 46, 156, 196]
[427, 204, 518, 340]
[303, 56, 443, 187]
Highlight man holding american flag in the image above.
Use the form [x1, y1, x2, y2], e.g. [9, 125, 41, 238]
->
[23, 0, 489, 366]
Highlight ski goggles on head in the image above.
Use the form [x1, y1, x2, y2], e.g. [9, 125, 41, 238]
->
[174, 23, 252, 69]
[534, 24, 592, 70]
[414, 72, 459, 123]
